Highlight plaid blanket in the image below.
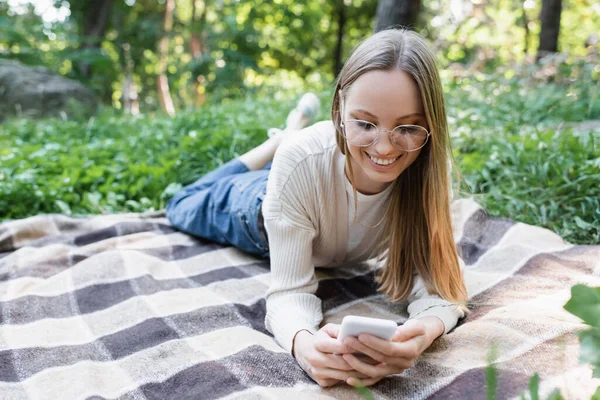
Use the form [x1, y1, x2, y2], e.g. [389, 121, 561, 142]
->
[0, 198, 598, 400]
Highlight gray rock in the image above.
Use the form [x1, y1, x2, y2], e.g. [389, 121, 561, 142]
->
[0, 60, 98, 121]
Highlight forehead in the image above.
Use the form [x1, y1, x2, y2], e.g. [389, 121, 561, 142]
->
[344, 69, 424, 118]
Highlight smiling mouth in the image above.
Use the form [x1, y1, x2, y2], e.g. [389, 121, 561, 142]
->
[366, 152, 401, 166]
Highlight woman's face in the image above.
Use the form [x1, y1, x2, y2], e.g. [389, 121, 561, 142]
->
[341, 69, 428, 195]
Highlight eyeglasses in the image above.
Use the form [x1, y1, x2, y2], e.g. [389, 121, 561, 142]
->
[340, 119, 430, 152]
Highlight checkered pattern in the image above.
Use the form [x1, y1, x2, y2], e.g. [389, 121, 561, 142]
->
[0, 199, 598, 399]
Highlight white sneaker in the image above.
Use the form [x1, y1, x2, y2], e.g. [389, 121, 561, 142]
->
[268, 93, 321, 138]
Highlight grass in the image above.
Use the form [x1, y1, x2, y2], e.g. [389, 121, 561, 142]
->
[446, 56, 600, 244]
[0, 57, 598, 244]
[0, 93, 309, 217]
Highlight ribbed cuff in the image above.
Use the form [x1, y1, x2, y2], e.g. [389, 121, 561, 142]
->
[407, 299, 464, 335]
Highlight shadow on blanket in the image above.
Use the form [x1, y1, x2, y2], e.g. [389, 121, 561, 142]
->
[0, 199, 598, 400]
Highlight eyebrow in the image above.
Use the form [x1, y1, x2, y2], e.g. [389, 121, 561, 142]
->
[351, 109, 424, 122]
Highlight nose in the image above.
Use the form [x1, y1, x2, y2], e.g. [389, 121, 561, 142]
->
[372, 128, 396, 156]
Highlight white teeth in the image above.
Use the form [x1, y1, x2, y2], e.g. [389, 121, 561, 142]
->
[369, 155, 398, 166]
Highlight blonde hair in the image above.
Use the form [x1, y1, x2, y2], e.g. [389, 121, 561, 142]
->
[331, 29, 468, 310]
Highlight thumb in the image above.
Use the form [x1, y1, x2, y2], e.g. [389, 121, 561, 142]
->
[320, 323, 341, 339]
[393, 319, 425, 342]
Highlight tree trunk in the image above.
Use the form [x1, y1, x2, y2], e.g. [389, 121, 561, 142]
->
[122, 43, 139, 115]
[374, 0, 420, 33]
[190, 0, 209, 107]
[157, 0, 176, 116]
[78, 0, 114, 79]
[521, 1, 529, 55]
[190, 0, 203, 58]
[333, 0, 346, 77]
[537, 0, 562, 61]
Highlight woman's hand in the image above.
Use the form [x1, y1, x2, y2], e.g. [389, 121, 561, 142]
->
[340, 317, 444, 387]
[293, 324, 373, 387]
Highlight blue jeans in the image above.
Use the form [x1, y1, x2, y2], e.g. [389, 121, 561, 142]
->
[166, 159, 270, 258]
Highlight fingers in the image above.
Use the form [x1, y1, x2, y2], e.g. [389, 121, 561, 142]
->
[393, 319, 426, 342]
[321, 354, 355, 371]
[304, 340, 354, 371]
[346, 376, 383, 387]
[343, 336, 389, 364]
[353, 333, 421, 360]
[320, 323, 341, 339]
[342, 353, 391, 379]
[312, 367, 370, 382]
[314, 338, 351, 354]
[299, 323, 396, 388]
[315, 378, 341, 388]
[314, 326, 352, 355]
[354, 353, 380, 365]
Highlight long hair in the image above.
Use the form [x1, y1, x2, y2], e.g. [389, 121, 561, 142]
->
[331, 29, 468, 309]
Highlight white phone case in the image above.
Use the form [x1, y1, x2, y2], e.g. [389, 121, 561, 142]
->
[338, 316, 397, 341]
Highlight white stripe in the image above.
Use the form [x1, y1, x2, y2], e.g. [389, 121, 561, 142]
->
[464, 222, 573, 298]
[1, 245, 260, 301]
[0, 386, 29, 400]
[509, 366, 600, 400]
[2, 216, 61, 250]
[451, 198, 482, 242]
[221, 384, 345, 400]
[0, 276, 268, 351]
[0, 326, 283, 400]
[432, 317, 579, 371]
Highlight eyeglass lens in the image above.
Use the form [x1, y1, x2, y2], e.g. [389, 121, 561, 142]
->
[344, 120, 428, 151]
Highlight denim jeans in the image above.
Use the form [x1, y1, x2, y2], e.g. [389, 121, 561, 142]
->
[166, 159, 270, 258]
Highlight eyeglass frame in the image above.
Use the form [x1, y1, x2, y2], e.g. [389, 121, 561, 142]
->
[340, 119, 431, 152]
[339, 99, 431, 152]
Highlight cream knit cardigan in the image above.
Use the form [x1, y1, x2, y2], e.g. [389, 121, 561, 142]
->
[262, 121, 465, 354]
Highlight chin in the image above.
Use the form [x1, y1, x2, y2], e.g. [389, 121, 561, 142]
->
[368, 169, 402, 183]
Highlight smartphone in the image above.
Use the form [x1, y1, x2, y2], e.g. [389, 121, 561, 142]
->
[338, 315, 397, 342]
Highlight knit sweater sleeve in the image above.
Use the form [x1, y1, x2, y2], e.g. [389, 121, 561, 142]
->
[262, 135, 323, 354]
[406, 256, 467, 335]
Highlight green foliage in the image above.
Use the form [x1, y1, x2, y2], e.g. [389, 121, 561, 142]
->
[450, 58, 600, 245]
[3, 0, 597, 112]
[485, 343, 499, 400]
[518, 374, 564, 400]
[564, 285, 600, 379]
[527, 374, 540, 400]
[355, 384, 376, 400]
[1, 60, 598, 248]
[426, 0, 600, 67]
[0, 92, 329, 219]
[0, 0, 377, 109]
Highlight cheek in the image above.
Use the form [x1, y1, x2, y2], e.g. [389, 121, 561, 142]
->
[403, 149, 423, 167]
[347, 143, 365, 162]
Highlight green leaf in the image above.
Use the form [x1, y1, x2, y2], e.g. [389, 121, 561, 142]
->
[485, 364, 497, 400]
[578, 328, 600, 377]
[545, 389, 564, 400]
[564, 285, 600, 328]
[592, 385, 600, 400]
[574, 216, 593, 230]
[161, 183, 183, 200]
[354, 385, 376, 400]
[528, 373, 539, 400]
[54, 200, 72, 215]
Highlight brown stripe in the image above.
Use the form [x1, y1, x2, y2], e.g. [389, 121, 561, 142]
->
[465, 245, 600, 323]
